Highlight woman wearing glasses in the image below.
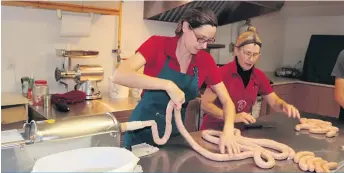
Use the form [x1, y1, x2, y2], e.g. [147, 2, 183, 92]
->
[200, 26, 300, 130]
[113, 7, 240, 155]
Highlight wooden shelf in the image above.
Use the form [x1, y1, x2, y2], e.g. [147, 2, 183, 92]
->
[1, 1, 120, 16]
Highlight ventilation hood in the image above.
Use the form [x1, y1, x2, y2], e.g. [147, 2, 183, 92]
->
[144, 1, 285, 26]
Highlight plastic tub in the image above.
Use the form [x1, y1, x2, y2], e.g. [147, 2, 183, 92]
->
[108, 76, 129, 98]
[32, 147, 140, 172]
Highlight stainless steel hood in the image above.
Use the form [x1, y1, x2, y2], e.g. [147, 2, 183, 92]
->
[144, 1, 285, 26]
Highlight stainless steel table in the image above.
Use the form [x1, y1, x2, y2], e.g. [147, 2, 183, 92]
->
[138, 113, 344, 172]
[3, 112, 344, 172]
[29, 96, 140, 121]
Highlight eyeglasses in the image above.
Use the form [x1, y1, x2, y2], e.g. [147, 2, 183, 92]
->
[190, 25, 215, 44]
[241, 49, 261, 59]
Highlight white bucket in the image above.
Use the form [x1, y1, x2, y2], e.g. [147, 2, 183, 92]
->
[108, 76, 130, 98]
[32, 147, 140, 172]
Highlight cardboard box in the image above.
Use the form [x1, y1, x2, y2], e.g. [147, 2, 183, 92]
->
[1, 92, 29, 125]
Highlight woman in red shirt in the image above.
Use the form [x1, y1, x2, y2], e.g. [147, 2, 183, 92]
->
[113, 7, 239, 155]
[200, 26, 300, 130]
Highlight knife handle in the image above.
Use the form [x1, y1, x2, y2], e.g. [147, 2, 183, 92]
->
[244, 124, 263, 129]
[55, 102, 70, 112]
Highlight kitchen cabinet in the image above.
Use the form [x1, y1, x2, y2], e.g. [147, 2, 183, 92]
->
[293, 83, 319, 114]
[259, 99, 268, 117]
[266, 84, 295, 115]
[1, 92, 29, 126]
[114, 110, 132, 147]
[1, 1, 121, 15]
[261, 83, 340, 118]
[293, 83, 339, 118]
[312, 86, 339, 118]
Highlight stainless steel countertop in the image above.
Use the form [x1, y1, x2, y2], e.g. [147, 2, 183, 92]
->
[264, 72, 335, 88]
[138, 112, 344, 172]
[29, 95, 140, 120]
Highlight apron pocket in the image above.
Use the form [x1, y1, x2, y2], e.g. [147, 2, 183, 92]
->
[136, 105, 168, 137]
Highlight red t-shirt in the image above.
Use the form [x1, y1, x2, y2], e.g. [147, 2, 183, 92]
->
[136, 35, 222, 95]
[200, 60, 273, 130]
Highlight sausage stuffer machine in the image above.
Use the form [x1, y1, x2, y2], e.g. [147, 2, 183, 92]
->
[1, 113, 123, 172]
[55, 49, 104, 100]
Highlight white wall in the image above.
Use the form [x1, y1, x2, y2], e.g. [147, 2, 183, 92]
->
[212, 1, 344, 72]
[1, 1, 177, 94]
[120, 1, 177, 58]
[282, 16, 344, 68]
[1, 6, 117, 94]
[211, 11, 285, 72]
[3, 1, 344, 94]
[280, 2, 344, 68]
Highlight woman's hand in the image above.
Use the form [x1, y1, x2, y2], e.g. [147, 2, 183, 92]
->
[165, 81, 185, 110]
[235, 112, 256, 124]
[282, 103, 300, 119]
[219, 130, 240, 156]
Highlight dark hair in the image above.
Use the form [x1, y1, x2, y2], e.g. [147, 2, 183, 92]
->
[175, 6, 218, 36]
[236, 26, 262, 48]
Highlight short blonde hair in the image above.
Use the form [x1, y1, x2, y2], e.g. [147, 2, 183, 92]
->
[236, 26, 262, 48]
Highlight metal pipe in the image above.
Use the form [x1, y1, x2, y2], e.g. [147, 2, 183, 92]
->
[25, 112, 121, 143]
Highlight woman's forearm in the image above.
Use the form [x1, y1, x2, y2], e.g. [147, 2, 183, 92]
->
[222, 100, 236, 133]
[271, 97, 287, 112]
[205, 83, 236, 134]
[113, 69, 170, 91]
[201, 102, 224, 120]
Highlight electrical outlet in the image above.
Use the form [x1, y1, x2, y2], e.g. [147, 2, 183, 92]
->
[6, 58, 15, 70]
[229, 43, 235, 53]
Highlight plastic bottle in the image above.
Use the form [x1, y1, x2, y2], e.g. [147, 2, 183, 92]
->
[32, 80, 49, 106]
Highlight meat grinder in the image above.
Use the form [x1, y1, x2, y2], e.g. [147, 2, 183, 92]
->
[55, 49, 104, 100]
[1, 112, 122, 172]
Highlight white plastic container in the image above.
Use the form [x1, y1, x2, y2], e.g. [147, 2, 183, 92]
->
[32, 147, 140, 172]
[131, 88, 142, 98]
[108, 76, 129, 98]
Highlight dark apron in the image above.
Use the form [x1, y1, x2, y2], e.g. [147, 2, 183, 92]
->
[122, 56, 199, 147]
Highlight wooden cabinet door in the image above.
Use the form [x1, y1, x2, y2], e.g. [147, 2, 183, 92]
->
[267, 84, 295, 115]
[273, 84, 295, 96]
[268, 93, 295, 115]
[259, 98, 268, 116]
[316, 87, 340, 118]
[115, 110, 132, 147]
[293, 84, 319, 114]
